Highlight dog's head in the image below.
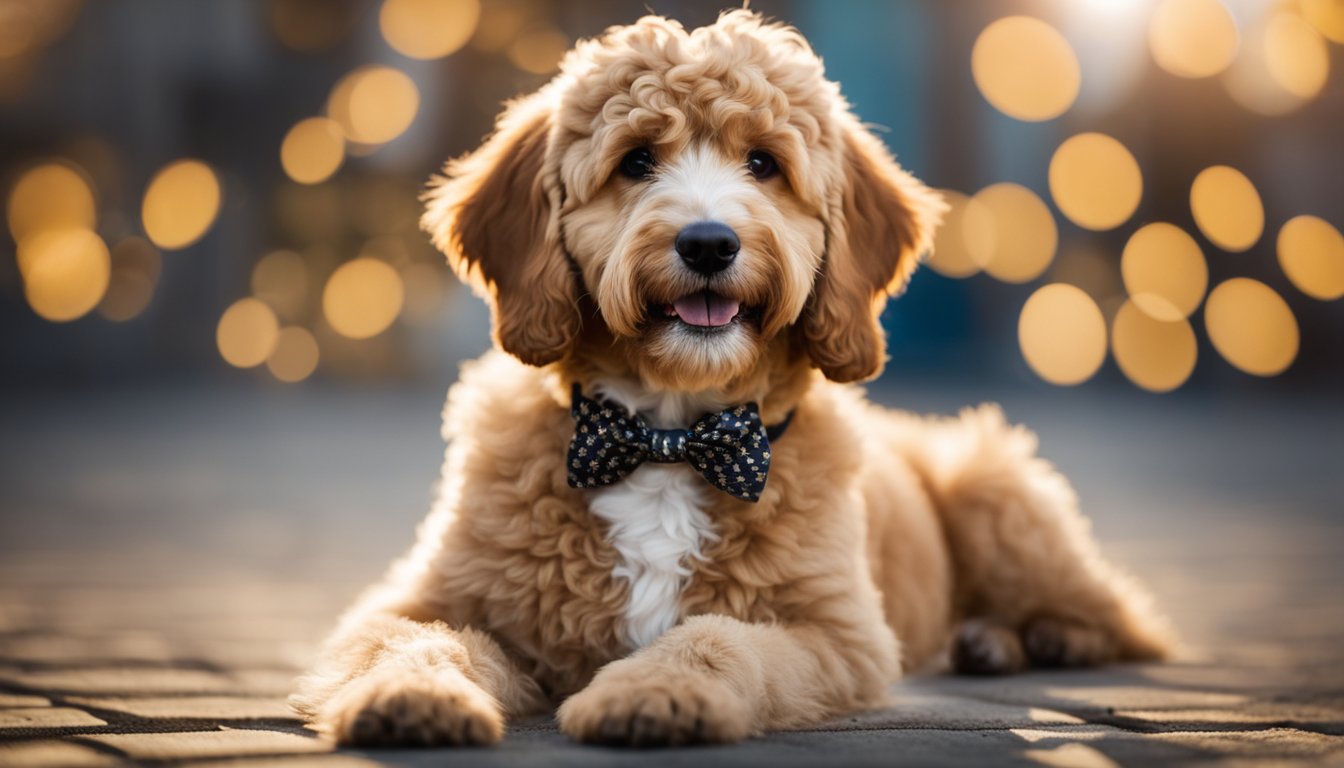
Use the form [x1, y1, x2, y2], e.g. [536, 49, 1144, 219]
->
[424, 11, 944, 389]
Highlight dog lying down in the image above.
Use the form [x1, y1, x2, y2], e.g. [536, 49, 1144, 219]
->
[292, 11, 1172, 748]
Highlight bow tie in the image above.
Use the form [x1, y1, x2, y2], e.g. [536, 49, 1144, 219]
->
[566, 385, 792, 503]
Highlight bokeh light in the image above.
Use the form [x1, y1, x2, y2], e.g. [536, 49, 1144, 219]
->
[322, 257, 405, 340]
[1149, 0, 1239, 79]
[217, 297, 280, 368]
[1300, 0, 1344, 43]
[280, 117, 345, 185]
[379, 0, 480, 60]
[1263, 12, 1330, 100]
[18, 228, 110, 322]
[97, 236, 161, 322]
[141, 159, 222, 250]
[968, 183, 1057, 283]
[925, 190, 989, 279]
[0, 0, 82, 61]
[1018, 283, 1107, 386]
[251, 249, 309, 319]
[1277, 215, 1344, 301]
[506, 27, 570, 75]
[1225, 10, 1330, 115]
[972, 16, 1080, 122]
[1205, 278, 1299, 376]
[1122, 223, 1208, 321]
[1048, 132, 1143, 231]
[266, 326, 320, 383]
[1190, 165, 1263, 253]
[6, 162, 95, 242]
[473, 3, 530, 52]
[327, 66, 420, 147]
[1112, 300, 1198, 393]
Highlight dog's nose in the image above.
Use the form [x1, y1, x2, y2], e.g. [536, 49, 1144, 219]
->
[675, 221, 740, 275]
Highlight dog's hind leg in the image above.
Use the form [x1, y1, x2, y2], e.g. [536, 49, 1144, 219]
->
[896, 405, 1174, 674]
[290, 595, 546, 747]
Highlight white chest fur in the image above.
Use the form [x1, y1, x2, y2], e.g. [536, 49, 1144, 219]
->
[588, 380, 727, 649]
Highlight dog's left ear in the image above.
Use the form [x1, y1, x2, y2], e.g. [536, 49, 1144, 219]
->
[803, 122, 945, 383]
[422, 91, 579, 367]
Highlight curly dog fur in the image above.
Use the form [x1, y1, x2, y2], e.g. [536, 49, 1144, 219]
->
[292, 11, 1172, 748]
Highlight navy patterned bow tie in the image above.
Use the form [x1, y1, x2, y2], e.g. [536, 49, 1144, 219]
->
[566, 385, 792, 502]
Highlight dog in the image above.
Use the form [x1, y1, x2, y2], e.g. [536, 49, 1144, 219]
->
[291, 11, 1172, 748]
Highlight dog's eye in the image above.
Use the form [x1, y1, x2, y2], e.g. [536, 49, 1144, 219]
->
[746, 150, 779, 180]
[619, 148, 656, 180]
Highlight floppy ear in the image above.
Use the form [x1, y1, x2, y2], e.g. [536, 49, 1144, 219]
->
[802, 122, 945, 383]
[422, 92, 579, 367]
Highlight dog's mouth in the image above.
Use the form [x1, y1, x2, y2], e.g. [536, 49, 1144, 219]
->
[651, 290, 758, 333]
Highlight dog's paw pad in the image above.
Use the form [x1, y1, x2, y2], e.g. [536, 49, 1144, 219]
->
[952, 619, 1027, 676]
[1022, 617, 1116, 669]
[321, 667, 503, 747]
[558, 671, 751, 746]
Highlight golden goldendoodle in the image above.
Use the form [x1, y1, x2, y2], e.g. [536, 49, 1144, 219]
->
[292, 11, 1172, 748]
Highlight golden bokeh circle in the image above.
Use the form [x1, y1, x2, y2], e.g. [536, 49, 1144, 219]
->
[322, 257, 405, 340]
[971, 16, 1080, 122]
[97, 236, 162, 322]
[1121, 223, 1208, 321]
[327, 66, 420, 146]
[1049, 133, 1143, 232]
[266, 326, 320, 383]
[1264, 12, 1330, 100]
[217, 297, 280, 369]
[280, 117, 345, 185]
[506, 27, 570, 75]
[968, 183, 1057, 283]
[141, 159, 222, 250]
[1190, 165, 1263, 253]
[1112, 300, 1198, 393]
[926, 190, 986, 279]
[379, 0, 480, 60]
[19, 228, 111, 322]
[1277, 215, 1344, 301]
[1018, 283, 1107, 387]
[1300, 0, 1344, 43]
[1204, 278, 1299, 377]
[7, 162, 95, 243]
[1149, 0, 1240, 79]
[251, 249, 309, 319]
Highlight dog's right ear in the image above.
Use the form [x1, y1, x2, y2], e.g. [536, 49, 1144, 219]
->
[422, 92, 580, 367]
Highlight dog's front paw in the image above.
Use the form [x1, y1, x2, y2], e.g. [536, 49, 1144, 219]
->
[557, 665, 754, 747]
[319, 665, 503, 747]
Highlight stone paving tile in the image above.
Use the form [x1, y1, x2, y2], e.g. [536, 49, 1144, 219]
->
[230, 669, 304, 698]
[0, 693, 49, 707]
[0, 632, 176, 664]
[0, 666, 239, 696]
[0, 707, 107, 729]
[67, 695, 298, 721]
[1118, 701, 1344, 729]
[800, 688, 1084, 731]
[1142, 728, 1344, 759]
[0, 740, 123, 767]
[1019, 743, 1120, 768]
[86, 727, 330, 760]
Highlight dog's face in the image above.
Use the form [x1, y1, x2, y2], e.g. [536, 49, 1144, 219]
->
[425, 12, 944, 390]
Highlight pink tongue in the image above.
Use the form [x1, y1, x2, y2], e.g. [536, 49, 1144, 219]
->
[672, 292, 741, 327]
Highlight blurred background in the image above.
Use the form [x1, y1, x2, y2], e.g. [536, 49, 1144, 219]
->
[0, 0, 1341, 648]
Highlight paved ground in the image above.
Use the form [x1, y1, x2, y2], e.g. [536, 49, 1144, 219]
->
[0, 382, 1341, 766]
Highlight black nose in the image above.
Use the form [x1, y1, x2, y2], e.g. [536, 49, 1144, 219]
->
[675, 221, 740, 275]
